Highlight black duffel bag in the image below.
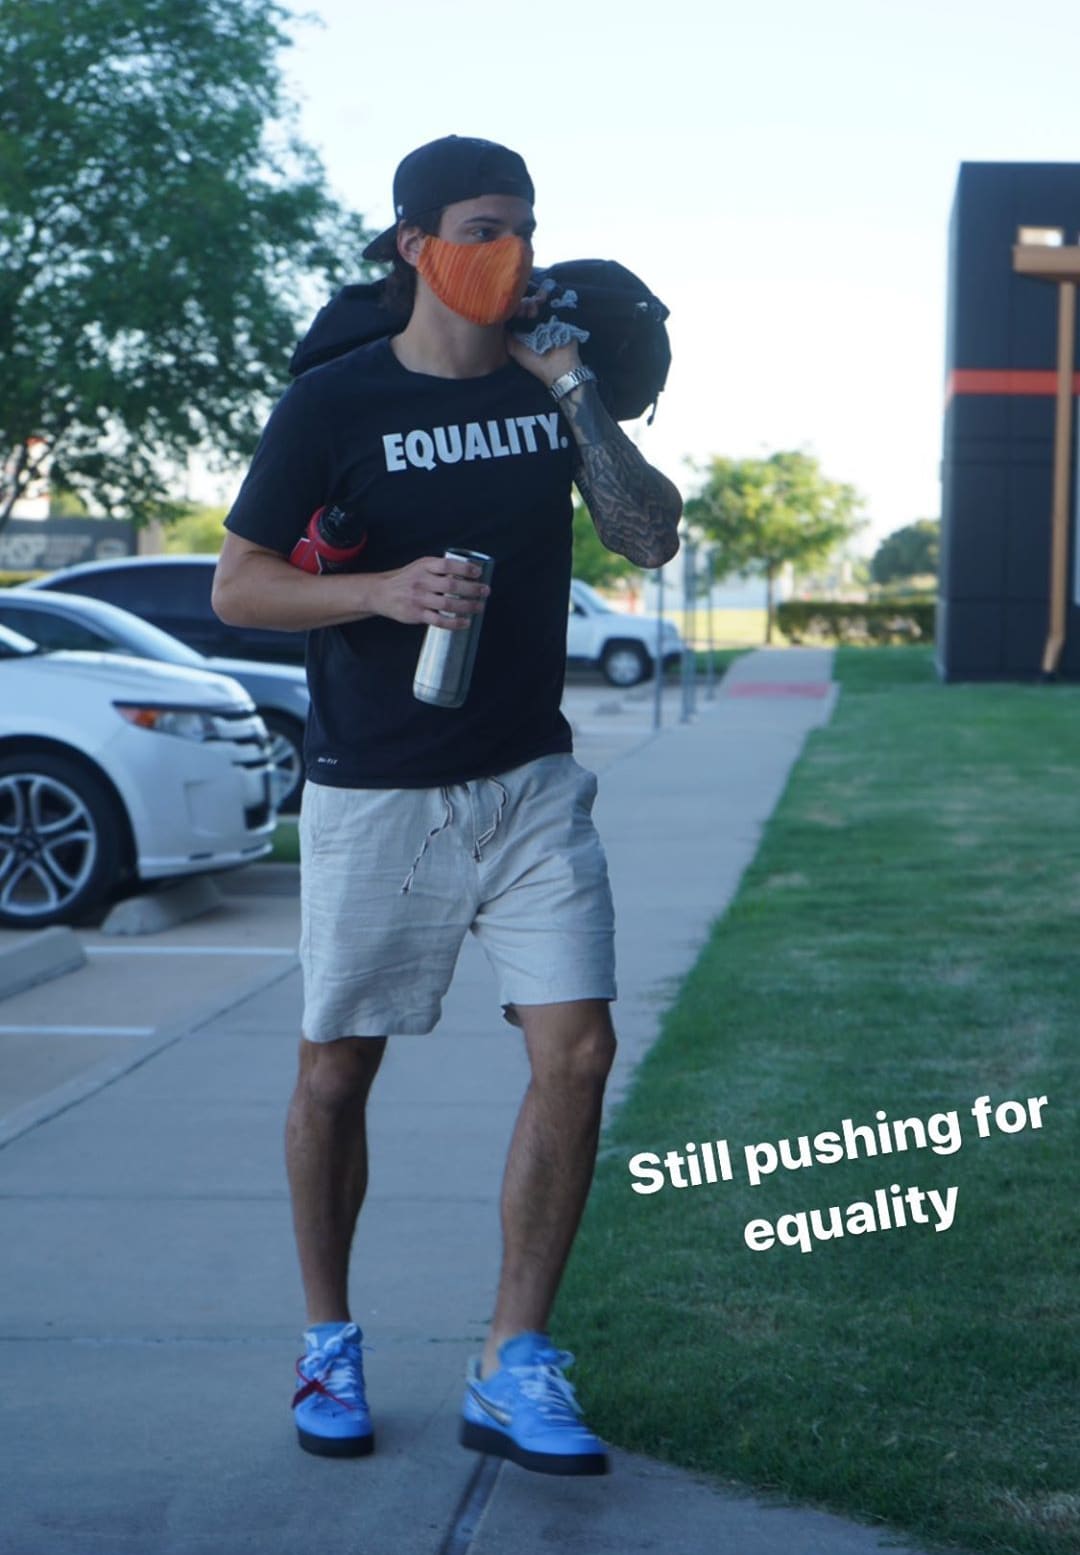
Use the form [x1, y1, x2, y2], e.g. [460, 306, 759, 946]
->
[288, 258, 671, 424]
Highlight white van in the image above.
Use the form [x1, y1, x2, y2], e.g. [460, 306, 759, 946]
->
[567, 579, 684, 686]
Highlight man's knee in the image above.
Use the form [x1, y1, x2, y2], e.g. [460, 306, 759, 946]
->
[297, 1034, 386, 1110]
[521, 1002, 616, 1091]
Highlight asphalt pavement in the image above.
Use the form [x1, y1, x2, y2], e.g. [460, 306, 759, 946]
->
[0, 652, 948, 1555]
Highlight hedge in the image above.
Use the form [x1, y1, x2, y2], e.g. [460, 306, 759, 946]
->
[777, 597, 935, 645]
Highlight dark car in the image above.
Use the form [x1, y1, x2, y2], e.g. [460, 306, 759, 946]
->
[7, 584, 310, 811]
[29, 554, 306, 666]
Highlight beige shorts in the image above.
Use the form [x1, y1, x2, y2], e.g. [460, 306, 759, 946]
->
[298, 753, 617, 1039]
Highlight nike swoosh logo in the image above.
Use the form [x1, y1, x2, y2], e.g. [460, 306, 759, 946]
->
[467, 1384, 512, 1426]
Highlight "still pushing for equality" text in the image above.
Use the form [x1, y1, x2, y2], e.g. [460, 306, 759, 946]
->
[626, 1093, 1049, 1254]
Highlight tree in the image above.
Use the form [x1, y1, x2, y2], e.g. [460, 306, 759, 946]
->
[0, 0, 372, 534]
[684, 450, 865, 643]
[870, 519, 939, 585]
[571, 500, 639, 589]
[162, 503, 228, 553]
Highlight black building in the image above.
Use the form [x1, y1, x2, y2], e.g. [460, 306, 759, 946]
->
[940, 161, 1080, 680]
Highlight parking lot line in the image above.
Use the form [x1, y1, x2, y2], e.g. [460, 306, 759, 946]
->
[0, 1025, 156, 1037]
[84, 947, 295, 957]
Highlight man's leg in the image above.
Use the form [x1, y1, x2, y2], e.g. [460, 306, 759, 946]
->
[482, 997, 615, 1377]
[285, 1033, 386, 1323]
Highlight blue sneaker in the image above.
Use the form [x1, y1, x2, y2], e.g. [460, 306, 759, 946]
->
[291, 1322, 374, 1457]
[460, 1331, 609, 1476]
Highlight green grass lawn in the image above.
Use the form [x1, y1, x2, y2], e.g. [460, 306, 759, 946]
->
[662, 647, 749, 680]
[832, 642, 942, 692]
[666, 606, 778, 647]
[556, 645, 1079, 1555]
[268, 816, 299, 863]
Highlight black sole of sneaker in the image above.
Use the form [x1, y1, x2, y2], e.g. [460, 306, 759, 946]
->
[297, 1427, 375, 1458]
[459, 1420, 609, 1476]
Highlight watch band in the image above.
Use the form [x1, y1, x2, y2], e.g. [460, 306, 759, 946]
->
[549, 365, 598, 403]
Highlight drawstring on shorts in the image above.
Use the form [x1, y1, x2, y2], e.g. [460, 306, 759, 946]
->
[472, 777, 508, 861]
[399, 777, 509, 894]
[400, 786, 454, 895]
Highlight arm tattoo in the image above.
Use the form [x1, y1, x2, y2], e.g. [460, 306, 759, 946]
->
[561, 383, 682, 569]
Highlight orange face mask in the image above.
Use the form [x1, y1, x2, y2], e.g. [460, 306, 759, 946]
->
[417, 233, 532, 325]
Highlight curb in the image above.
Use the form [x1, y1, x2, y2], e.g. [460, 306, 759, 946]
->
[100, 876, 224, 936]
[0, 926, 87, 1002]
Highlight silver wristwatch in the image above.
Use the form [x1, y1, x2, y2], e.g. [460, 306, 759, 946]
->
[549, 365, 598, 403]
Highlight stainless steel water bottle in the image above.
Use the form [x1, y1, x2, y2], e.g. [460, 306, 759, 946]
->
[413, 548, 494, 709]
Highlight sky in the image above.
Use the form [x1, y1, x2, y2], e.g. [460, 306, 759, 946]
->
[249, 0, 1080, 556]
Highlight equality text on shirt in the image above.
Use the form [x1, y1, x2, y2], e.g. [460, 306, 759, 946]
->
[382, 412, 569, 474]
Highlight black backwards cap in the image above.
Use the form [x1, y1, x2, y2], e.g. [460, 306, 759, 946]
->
[361, 135, 535, 263]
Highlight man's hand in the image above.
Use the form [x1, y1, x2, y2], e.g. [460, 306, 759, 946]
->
[212, 534, 491, 635]
[505, 297, 680, 569]
[369, 555, 490, 630]
[505, 299, 582, 389]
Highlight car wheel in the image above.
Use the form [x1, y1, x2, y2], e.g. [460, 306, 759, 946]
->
[600, 641, 652, 687]
[260, 711, 305, 814]
[0, 753, 125, 928]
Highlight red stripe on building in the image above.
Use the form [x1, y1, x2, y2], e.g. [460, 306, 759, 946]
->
[945, 368, 1080, 405]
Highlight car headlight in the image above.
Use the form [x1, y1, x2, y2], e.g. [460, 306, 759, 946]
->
[115, 705, 219, 741]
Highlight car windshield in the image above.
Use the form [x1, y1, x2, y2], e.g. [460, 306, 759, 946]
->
[0, 621, 43, 658]
[572, 580, 616, 614]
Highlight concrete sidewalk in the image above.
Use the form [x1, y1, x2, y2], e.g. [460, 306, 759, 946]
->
[0, 650, 937, 1555]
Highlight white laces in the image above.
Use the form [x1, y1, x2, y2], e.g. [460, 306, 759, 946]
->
[303, 1325, 366, 1406]
[512, 1350, 584, 1423]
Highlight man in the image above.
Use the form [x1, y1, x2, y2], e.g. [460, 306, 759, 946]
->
[212, 135, 681, 1476]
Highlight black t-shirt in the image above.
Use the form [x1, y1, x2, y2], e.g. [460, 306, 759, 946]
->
[224, 337, 576, 788]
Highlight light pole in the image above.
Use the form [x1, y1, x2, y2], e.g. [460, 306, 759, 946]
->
[705, 547, 717, 700]
[652, 563, 665, 732]
[681, 539, 697, 723]
[1012, 228, 1080, 677]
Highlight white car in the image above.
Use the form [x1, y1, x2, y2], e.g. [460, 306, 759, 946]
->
[567, 579, 684, 686]
[1, 587, 310, 812]
[0, 622, 276, 928]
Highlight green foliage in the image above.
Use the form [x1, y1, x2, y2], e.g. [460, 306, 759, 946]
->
[0, 0, 373, 531]
[870, 519, 940, 584]
[871, 575, 937, 599]
[777, 597, 935, 644]
[684, 451, 866, 641]
[684, 451, 866, 580]
[571, 500, 638, 588]
[162, 504, 228, 554]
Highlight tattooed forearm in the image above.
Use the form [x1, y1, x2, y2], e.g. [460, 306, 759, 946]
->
[560, 383, 682, 569]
